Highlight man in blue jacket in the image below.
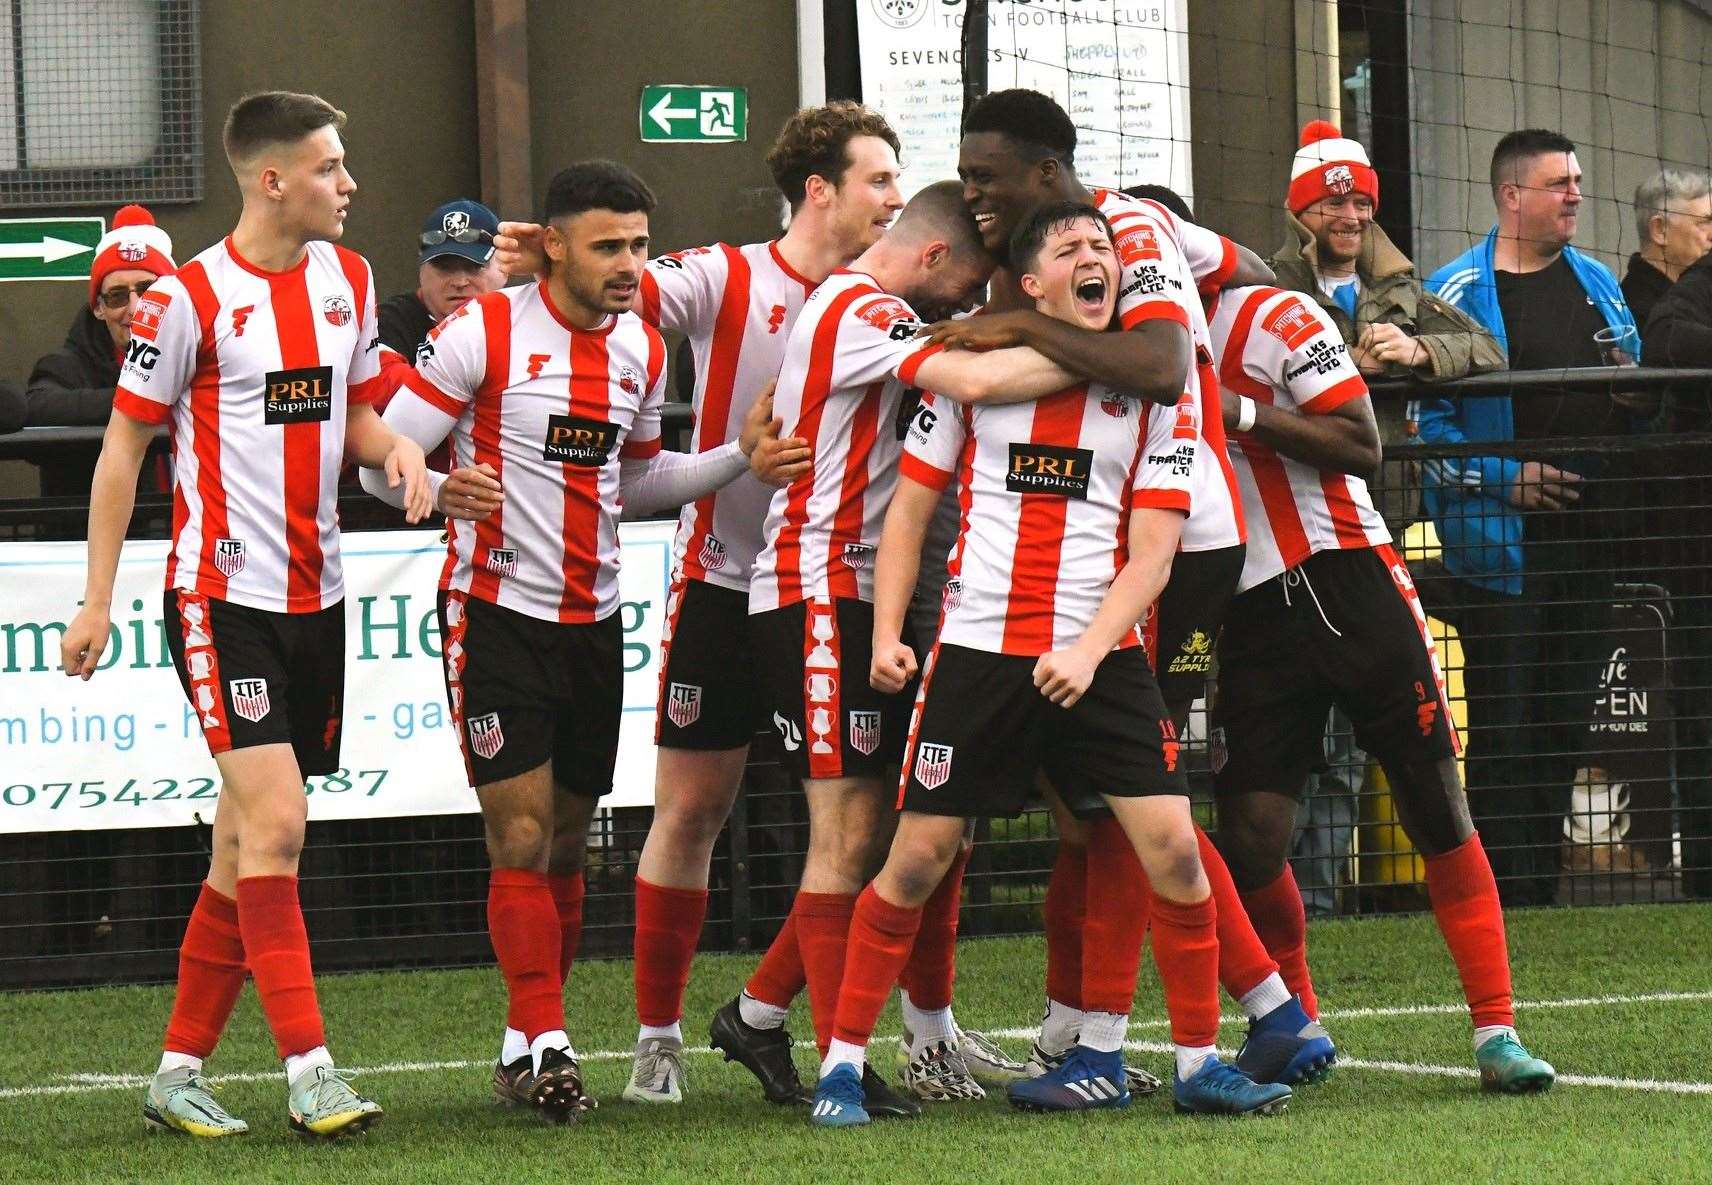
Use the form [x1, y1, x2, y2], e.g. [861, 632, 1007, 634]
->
[1421, 128, 1639, 906]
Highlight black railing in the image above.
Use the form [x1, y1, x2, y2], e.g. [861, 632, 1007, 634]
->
[1, 368, 1708, 989]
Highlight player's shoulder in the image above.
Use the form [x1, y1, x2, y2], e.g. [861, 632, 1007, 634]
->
[649, 242, 732, 275]
[323, 242, 376, 286]
[1227, 286, 1334, 355]
[614, 308, 668, 355]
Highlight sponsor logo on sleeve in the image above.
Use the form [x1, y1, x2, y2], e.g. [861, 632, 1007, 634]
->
[467, 712, 505, 759]
[913, 741, 954, 790]
[848, 709, 881, 756]
[262, 366, 334, 424]
[666, 683, 703, 728]
[1283, 337, 1351, 380]
[1262, 299, 1320, 351]
[130, 291, 171, 341]
[856, 296, 916, 334]
[1147, 443, 1196, 478]
[543, 415, 619, 466]
[1114, 222, 1162, 266]
[1006, 443, 1094, 498]
[229, 678, 271, 723]
[123, 338, 161, 375]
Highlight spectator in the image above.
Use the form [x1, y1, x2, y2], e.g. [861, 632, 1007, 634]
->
[1622, 168, 1712, 329]
[24, 205, 176, 495]
[1638, 248, 1712, 898]
[376, 198, 505, 405]
[1422, 128, 1641, 905]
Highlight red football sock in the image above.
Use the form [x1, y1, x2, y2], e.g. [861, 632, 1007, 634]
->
[487, 868, 565, 1041]
[899, 844, 968, 1011]
[832, 886, 925, 1047]
[1043, 840, 1088, 1008]
[795, 891, 857, 1055]
[744, 909, 806, 1009]
[1081, 819, 1151, 1015]
[1424, 834, 1515, 1028]
[1239, 864, 1319, 1019]
[633, 876, 709, 1027]
[1149, 891, 1221, 1049]
[1196, 827, 1280, 1001]
[549, 872, 585, 987]
[163, 882, 247, 1059]
[235, 876, 326, 1059]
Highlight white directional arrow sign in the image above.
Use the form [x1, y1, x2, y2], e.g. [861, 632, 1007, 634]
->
[0, 236, 94, 264]
[648, 92, 697, 135]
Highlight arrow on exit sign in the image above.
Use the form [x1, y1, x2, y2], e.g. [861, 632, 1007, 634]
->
[0, 217, 105, 282]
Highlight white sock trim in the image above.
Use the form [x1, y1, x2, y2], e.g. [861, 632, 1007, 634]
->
[1038, 997, 1085, 1056]
[284, 1046, 332, 1084]
[158, 1051, 202, 1076]
[529, 1030, 572, 1075]
[639, 1021, 683, 1043]
[1175, 1044, 1219, 1081]
[899, 989, 956, 1053]
[1079, 1011, 1129, 1053]
[500, 1027, 529, 1065]
[1473, 1024, 1516, 1054]
[1239, 973, 1293, 1021]
[819, 1037, 867, 1080]
[738, 990, 789, 1031]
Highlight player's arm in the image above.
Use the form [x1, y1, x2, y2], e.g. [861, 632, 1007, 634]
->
[346, 401, 432, 523]
[619, 388, 809, 517]
[1230, 390, 1380, 477]
[1034, 507, 1184, 707]
[60, 409, 156, 679]
[1224, 242, 1274, 289]
[871, 475, 941, 694]
[920, 310, 1187, 405]
[494, 221, 547, 280]
[904, 343, 1077, 406]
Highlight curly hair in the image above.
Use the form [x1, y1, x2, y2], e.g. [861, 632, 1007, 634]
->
[962, 89, 1076, 168]
[766, 101, 901, 209]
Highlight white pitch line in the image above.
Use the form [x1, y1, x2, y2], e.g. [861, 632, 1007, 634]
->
[4, 988, 1709, 1102]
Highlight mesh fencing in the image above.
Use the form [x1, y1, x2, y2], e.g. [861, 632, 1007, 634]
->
[0, 0, 202, 207]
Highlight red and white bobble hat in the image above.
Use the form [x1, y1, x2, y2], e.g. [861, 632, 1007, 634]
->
[89, 204, 176, 308]
[1287, 120, 1379, 214]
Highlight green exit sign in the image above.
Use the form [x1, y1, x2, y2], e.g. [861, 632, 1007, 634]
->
[0, 217, 105, 282]
[640, 85, 747, 144]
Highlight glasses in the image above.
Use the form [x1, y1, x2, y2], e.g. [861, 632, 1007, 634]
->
[97, 282, 153, 309]
[419, 227, 493, 248]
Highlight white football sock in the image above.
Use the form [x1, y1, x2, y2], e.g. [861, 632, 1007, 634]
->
[1175, 1044, 1219, 1081]
[530, 1030, 573, 1075]
[1038, 997, 1084, 1055]
[1079, 1011, 1129, 1054]
[738, 990, 790, 1031]
[158, 1051, 201, 1076]
[819, 1038, 866, 1079]
[501, 1027, 529, 1065]
[899, 988, 955, 1054]
[284, 1045, 332, 1084]
[1239, 973, 1293, 1021]
[639, 1021, 683, 1043]
[1473, 1024, 1516, 1054]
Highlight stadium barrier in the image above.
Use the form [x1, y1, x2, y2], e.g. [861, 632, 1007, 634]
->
[0, 369, 1707, 989]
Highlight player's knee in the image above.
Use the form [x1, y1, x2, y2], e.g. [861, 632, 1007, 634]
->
[656, 791, 733, 850]
[1391, 758, 1475, 856]
[486, 811, 551, 868]
[1211, 805, 1290, 889]
[547, 830, 588, 875]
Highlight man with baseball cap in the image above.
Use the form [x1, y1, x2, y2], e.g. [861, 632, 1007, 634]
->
[23, 204, 177, 493]
[374, 198, 507, 404]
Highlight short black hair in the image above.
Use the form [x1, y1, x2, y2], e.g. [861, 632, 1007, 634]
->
[1008, 200, 1110, 274]
[543, 160, 656, 222]
[223, 91, 345, 165]
[1490, 129, 1577, 196]
[1122, 184, 1194, 223]
[962, 88, 1076, 168]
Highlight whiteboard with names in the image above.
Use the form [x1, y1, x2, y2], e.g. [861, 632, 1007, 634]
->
[854, 0, 1193, 201]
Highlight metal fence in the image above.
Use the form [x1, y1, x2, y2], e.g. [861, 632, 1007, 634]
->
[1, 370, 1708, 990]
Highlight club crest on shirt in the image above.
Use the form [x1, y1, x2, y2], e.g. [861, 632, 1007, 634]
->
[322, 294, 353, 327]
[840, 543, 876, 572]
[1100, 392, 1132, 418]
[468, 712, 505, 759]
[848, 710, 881, 756]
[666, 683, 703, 728]
[484, 548, 518, 578]
[229, 678, 271, 723]
[698, 534, 728, 572]
[213, 538, 247, 577]
[618, 365, 642, 397]
[913, 742, 954, 790]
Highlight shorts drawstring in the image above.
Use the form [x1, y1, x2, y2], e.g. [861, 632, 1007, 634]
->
[1279, 567, 1344, 638]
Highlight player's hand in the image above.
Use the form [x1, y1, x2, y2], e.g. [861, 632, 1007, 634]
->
[437, 462, 504, 521]
[61, 602, 111, 681]
[920, 309, 1033, 351]
[1507, 460, 1582, 511]
[743, 386, 812, 487]
[385, 435, 434, 524]
[1354, 322, 1428, 373]
[1033, 644, 1098, 707]
[494, 221, 548, 278]
[871, 637, 918, 694]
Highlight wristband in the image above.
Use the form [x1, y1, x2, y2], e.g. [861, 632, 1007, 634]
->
[1236, 395, 1258, 433]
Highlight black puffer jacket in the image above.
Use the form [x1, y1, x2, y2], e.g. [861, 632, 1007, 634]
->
[25, 309, 129, 496]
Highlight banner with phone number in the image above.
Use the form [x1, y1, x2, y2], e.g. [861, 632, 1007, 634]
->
[0, 524, 676, 833]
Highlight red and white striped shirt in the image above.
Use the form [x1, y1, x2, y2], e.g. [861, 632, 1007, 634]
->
[113, 237, 381, 614]
[748, 270, 937, 612]
[1209, 285, 1388, 592]
[1091, 188, 1245, 553]
[640, 241, 817, 590]
[900, 384, 1194, 655]
[401, 282, 665, 623]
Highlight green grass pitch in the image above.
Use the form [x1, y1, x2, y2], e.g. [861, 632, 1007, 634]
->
[2, 904, 1709, 1185]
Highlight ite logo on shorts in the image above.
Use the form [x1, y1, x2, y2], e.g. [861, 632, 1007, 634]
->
[468, 712, 505, 759]
[914, 742, 953, 790]
[848, 710, 881, 756]
[667, 683, 702, 728]
[229, 678, 271, 723]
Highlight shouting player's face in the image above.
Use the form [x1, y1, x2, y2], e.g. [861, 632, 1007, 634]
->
[274, 126, 356, 243]
[546, 208, 650, 323]
[826, 134, 904, 257]
[958, 131, 1058, 259]
[1019, 217, 1117, 331]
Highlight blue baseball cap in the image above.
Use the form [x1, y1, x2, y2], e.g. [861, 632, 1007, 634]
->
[419, 199, 498, 265]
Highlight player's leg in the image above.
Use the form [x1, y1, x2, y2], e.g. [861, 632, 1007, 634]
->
[1031, 794, 1091, 1075]
[1341, 546, 1553, 1092]
[811, 810, 969, 1126]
